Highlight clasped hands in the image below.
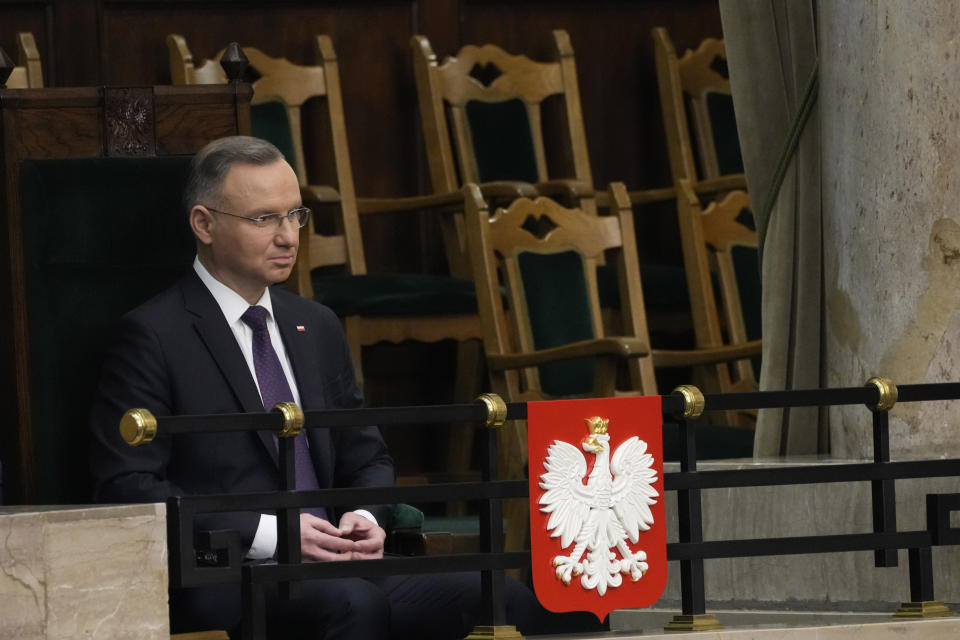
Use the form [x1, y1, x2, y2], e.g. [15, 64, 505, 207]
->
[300, 511, 385, 562]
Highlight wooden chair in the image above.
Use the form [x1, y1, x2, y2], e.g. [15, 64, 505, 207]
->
[168, 34, 483, 391]
[463, 181, 758, 550]
[0, 81, 252, 506]
[413, 30, 601, 279]
[652, 27, 746, 191]
[676, 179, 761, 427]
[653, 27, 762, 426]
[414, 30, 690, 337]
[2, 33, 43, 89]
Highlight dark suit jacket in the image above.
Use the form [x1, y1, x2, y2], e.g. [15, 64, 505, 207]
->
[89, 270, 394, 548]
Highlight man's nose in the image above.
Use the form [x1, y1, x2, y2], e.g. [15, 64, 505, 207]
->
[275, 216, 300, 245]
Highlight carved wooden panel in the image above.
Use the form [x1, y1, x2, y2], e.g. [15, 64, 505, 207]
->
[105, 87, 156, 156]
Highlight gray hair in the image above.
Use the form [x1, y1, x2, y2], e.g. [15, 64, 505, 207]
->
[184, 136, 285, 212]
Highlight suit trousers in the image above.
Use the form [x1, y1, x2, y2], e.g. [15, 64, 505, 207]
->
[170, 570, 548, 639]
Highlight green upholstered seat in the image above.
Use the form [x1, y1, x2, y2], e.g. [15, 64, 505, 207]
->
[516, 243, 753, 461]
[20, 156, 196, 503]
[465, 98, 539, 184]
[310, 273, 477, 317]
[706, 92, 745, 176]
[251, 101, 298, 173]
[518, 250, 596, 396]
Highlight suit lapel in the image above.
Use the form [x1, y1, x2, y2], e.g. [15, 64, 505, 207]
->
[181, 272, 279, 465]
[273, 291, 326, 411]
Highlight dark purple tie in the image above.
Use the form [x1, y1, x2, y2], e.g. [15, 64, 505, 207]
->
[241, 305, 327, 520]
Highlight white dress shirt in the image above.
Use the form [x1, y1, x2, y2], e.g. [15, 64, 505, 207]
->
[193, 257, 375, 559]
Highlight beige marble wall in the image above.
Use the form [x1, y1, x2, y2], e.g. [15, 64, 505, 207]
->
[820, 1, 960, 459]
[0, 504, 168, 640]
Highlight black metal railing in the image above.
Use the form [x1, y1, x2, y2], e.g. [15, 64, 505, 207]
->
[126, 380, 960, 638]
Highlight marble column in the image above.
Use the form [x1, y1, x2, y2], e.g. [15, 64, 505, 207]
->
[821, 1, 960, 459]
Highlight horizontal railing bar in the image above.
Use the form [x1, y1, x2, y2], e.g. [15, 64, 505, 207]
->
[177, 480, 529, 513]
[665, 459, 960, 490]
[153, 402, 529, 435]
[143, 383, 960, 437]
[173, 458, 960, 514]
[701, 383, 960, 412]
[244, 552, 531, 582]
[668, 531, 931, 560]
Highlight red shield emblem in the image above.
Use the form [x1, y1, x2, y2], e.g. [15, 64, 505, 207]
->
[528, 396, 666, 621]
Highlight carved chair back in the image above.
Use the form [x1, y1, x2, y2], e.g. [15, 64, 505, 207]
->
[413, 30, 596, 277]
[676, 179, 759, 427]
[653, 27, 744, 184]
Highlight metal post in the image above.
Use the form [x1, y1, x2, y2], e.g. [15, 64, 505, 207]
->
[665, 386, 722, 632]
[468, 394, 520, 640]
[871, 409, 897, 567]
[241, 566, 267, 640]
[894, 546, 953, 618]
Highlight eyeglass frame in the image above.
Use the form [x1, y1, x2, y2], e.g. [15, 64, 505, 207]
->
[202, 204, 311, 229]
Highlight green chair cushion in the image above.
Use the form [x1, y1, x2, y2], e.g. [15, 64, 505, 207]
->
[706, 92, 744, 176]
[390, 502, 425, 530]
[20, 156, 196, 503]
[251, 101, 298, 171]
[517, 250, 596, 396]
[465, 98, 539, 184]
[310, 273, 478, 316]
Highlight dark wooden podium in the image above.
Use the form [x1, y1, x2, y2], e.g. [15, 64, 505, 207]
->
[0, 83, 252, 504]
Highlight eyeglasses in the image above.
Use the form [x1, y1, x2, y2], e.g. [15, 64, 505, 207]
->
[204, 205, 311, 229]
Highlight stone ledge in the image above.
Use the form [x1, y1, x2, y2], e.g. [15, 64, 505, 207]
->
[0, 503, 169, 640]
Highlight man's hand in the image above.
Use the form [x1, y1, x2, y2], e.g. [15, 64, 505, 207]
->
[299, 513, 355, 562]
[338, 511, 386, 560]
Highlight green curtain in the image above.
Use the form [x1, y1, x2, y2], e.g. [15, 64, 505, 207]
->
[719, 0, 827, 455]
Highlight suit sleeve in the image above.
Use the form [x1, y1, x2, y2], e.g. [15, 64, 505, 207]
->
[89, 312, 261, 545]
[89, 312, 180, 504]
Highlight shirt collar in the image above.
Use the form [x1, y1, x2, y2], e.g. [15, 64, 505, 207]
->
[193, 256, 274, 326]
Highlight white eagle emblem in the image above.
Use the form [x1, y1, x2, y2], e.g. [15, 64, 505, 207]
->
[538, 416, 659, 595]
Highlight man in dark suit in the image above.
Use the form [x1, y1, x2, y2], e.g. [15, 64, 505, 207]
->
[89, 136, 542, 638]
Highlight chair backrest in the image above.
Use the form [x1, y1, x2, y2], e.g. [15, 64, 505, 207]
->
[0, 83, 251, 505]
[652, 27, 744, 184]
[4, 32, 43, 88]
[413, 31, 596, 266]
[676, 179, 759, 425]
[167, 34, 367, 297]
[465, 182, 656, 402]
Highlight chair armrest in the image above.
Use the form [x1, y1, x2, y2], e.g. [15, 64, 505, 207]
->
[603, 174, 748, 208]
[300, 184, 341, 206]
[652, 339, 762, 368]
[533, 178, 594, 200]
[694, 173, 747, 196]
[476, 181, 539, 200]
[355, 190, 465, 215]
[486, 337, 650, 371]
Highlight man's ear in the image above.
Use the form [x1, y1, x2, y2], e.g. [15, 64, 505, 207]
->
[189, 206, 214, 246]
